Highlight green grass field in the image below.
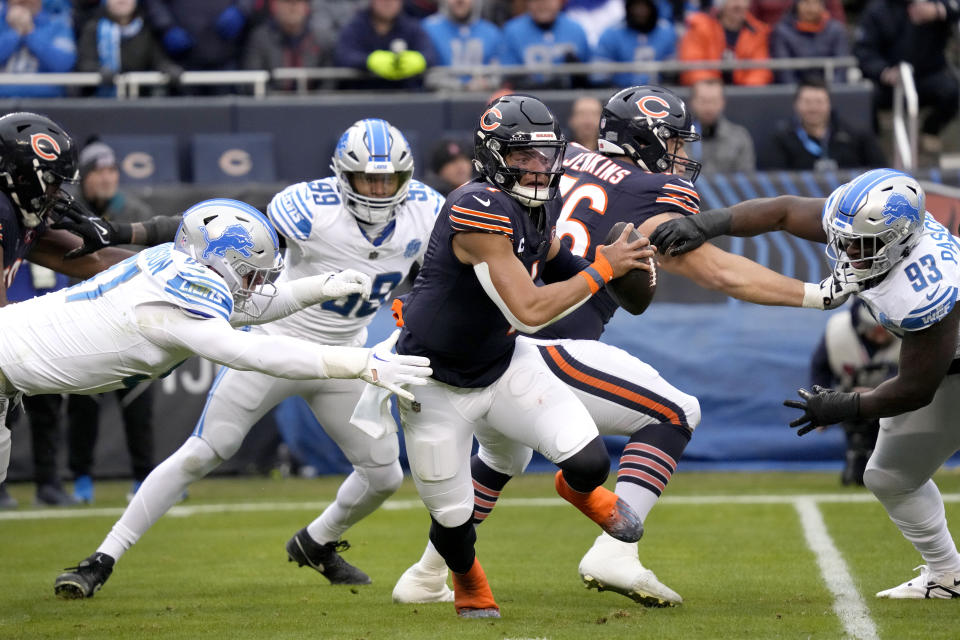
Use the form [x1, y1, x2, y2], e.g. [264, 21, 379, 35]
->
[3, 470, 960, 640]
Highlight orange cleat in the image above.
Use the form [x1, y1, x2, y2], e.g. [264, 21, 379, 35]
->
[451, 558, 500, 619]
[554, 470, 644, 543]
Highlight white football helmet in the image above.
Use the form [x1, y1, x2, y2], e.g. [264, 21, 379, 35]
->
[824, 168, 926, 284]
[174, 198, 284, 317]
[331, 118, 414, 224]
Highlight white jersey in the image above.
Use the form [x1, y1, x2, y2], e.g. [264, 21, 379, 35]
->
[836, 213, 960, 357]
[0, 244, 233, 395]
[266, 177, 442, 345]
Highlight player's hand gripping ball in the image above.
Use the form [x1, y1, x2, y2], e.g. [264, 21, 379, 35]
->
[604, 221, 657, 315]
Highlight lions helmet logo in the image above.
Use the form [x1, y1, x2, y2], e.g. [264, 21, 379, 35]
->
[200, 224, 255, 260]
[635, 96, 670, 119]
[881, 192, 922, 227]
[30, 133, 61, 161]
[480, 107, 503, 132]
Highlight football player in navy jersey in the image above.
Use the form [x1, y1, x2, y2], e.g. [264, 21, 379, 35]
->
[651, 168, 960, 600]
[383, 93, 655, 618]
[0, 111, 134, 307]
[393, 86, 862, 608]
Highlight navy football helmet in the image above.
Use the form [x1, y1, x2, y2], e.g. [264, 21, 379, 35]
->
[474, 94, 566, 207]
[0, 112, 78, 228]
[598, 85, 701, 183]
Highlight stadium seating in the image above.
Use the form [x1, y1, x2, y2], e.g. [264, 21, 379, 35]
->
[190, 133, 277, 184]
[99, 134, 180, 185]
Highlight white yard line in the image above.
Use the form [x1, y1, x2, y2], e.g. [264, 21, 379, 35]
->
[3, 492, 959, 520]
[794, 498, 879, 640]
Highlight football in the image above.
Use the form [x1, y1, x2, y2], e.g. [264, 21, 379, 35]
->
[603, 221, 657, 315]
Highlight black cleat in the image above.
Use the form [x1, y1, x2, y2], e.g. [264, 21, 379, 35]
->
[285, 528, 371, 585]
[54, 552, 114, 599]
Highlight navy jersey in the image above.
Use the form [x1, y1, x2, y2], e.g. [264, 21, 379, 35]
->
[0, 192, 45, 290]
[398, 179, 560, 388]
[536, 144, 700, 339]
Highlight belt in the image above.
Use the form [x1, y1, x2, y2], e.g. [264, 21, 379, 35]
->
[949, 359, 960, 376]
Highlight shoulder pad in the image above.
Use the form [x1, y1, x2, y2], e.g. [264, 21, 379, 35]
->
[447, 185, 516, 240]
[404, 180, 445, 218]
[268, 177, 342, 241]
[138, 245, 234, 321]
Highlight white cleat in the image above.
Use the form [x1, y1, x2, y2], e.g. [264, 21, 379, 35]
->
[578, 533, 682, 607]
[876, 565, 960, 599]
[392, 562, 455, 604]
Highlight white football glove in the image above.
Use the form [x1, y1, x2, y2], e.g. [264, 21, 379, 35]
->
[361, 329, 432, 401]
[802, 273, 861, 310]
[320, 269, 373, 301]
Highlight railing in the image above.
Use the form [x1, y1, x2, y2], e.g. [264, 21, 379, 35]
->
[892, 61, 919, 171]
[0, 56, 861, 98]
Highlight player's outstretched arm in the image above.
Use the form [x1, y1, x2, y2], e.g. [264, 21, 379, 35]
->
[29, 228, 135, 278]
[455, 225, 653, 332]
[785, 304, 960, 430]
[230, 269, 373, 326]
[52, 205, 181, 255]
[649, 196, 827, 257]
[137, 306, 431, 399]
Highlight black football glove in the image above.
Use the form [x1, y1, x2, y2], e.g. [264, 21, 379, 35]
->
[784, 385, 860, 435]
[648, 208, 732, 257]
[50, 196, 132, 259]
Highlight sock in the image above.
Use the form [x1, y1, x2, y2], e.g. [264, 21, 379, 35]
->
[616, 423, 690, 523]
[471, 455, 512, 525]
[880, 479, 960, 575]
[97, 437, 221, 561]
[306, 463, 401, 544]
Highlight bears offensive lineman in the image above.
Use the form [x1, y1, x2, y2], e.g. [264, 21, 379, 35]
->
[384, 94, 654, 618]
[393, 86, 860, 607]
[53, 119, 444, 598]
[653, 168, 960, 600]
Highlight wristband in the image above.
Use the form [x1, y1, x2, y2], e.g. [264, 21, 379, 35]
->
[577, 252, 614, 294]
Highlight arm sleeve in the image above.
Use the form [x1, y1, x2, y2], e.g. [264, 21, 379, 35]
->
[809, 335, 833, 389]
[228, 275, 333, 326]
[137, 304, 369, 380]
[540, 242, 590, 284]
[140, 215, 182, 245]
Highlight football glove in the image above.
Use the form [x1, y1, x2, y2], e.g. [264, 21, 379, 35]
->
[50, 197, 132, 258]
[784, 385, 860, 435]
[361, 330, 431, 401]
[315, 270, 373, 302]
[802, 273, 861, 310]
[648, 208, 732, 257]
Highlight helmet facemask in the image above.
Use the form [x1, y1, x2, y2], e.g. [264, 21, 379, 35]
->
[475, 137, 565, 207]
[599, 120, 701, 183]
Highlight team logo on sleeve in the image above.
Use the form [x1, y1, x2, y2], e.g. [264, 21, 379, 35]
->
[881, 192, 922, 227]
[404, 239, 422, 258]
[635, 96, 670, 118]
[480, 107, 503, 132]
[200, 224, 254, 259]
[30, 133, 61, 161]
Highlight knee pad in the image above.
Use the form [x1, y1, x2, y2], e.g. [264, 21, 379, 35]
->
[359, 460, 404, 496]
[177, 436, 223, 480]
[431, 500, 475, 529]
[863, 466, 917, 498]
[477, 441, 533, 477]
[558, 436, 609, 492]
[429, 517, 476, 575]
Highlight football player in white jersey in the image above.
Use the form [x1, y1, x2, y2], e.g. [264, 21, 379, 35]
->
[0, 196, 431, 597]
[650, 168, 960, 599]
[53, 119, 443, 600]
